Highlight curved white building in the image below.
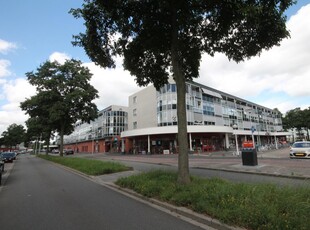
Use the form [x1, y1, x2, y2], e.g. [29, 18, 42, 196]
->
[121, 78, 290, 154]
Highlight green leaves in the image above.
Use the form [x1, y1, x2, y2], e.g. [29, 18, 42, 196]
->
[1, 124, 26, 148]
[20, 59, 99, 155]
[283, 107, 310, 140]
[71, 0, 294, 85]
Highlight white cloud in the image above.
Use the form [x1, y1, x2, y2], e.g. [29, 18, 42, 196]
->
[3, 78, 36, 103]
[0, 59, 11, 77]
[49, 52, 71, 64]
[198, 4, 310, 113]
[0, 110, 29, 135]
[84, 58, 141, 110]
[0, 78, 36, 134]
[0, 39, 17, 54]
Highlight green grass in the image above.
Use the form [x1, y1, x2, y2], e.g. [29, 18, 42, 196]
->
[38, 154, 132, 176]
[116, 170, 310, 230]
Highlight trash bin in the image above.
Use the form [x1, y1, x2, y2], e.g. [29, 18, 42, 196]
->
[241, 148, 258, 166]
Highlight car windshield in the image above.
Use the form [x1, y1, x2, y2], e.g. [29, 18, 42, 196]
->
[2, 152, 13, 157]
[292, 142, 310, 148]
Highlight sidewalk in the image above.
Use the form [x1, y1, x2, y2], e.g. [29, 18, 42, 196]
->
[192, 149, 310, 179]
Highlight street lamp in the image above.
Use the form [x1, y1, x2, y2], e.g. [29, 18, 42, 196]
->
[232, 124, 240, 156]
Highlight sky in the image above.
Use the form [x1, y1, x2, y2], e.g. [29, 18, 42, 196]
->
[0, 0, 310, 135]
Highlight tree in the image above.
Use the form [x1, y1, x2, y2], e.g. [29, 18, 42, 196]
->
[303, 107, 310, 140]
[21, 59, 99, 156]
[283, 108, 307, 141]
[284, 107, 310, 141]
[70, 0, 294, 184]
[24, 117, 54, 154]
[21, 89, 58, 153]
[1, 123, 26, 150]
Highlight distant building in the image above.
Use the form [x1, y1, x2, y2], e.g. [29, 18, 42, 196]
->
[64, 105, 128, 153]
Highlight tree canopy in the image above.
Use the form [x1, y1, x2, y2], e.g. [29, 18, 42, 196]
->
[71, 0, 294, 184]
[283, 107, 310, 141]
[20, 59, 99, 156]
[1, 123, 26, 149]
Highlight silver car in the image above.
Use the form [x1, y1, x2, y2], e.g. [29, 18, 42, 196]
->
[290, 141, 310, 159]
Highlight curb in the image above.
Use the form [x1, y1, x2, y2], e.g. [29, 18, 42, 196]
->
[192, 166, 310, 180]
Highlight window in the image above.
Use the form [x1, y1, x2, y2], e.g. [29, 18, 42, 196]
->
[133, 109, 137, 116]
[171, 84, 176, 92]
[133, 122, 137, 129]
[133, 96, 137, 104]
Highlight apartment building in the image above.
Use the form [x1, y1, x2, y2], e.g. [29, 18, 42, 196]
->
[121, 78, 290, 154]
[64, 105, 128, 153]
[63, 78, 289, 154]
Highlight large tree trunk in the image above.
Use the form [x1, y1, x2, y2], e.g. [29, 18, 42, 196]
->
[174, 73, 191, 184]
[170, 4, 190, 185]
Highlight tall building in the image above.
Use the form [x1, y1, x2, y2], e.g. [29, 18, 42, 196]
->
[121, 78, 289, 154]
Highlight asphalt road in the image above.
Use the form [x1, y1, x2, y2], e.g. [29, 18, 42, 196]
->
[88, 153, 310, 188]
[0, 155, 205, 230]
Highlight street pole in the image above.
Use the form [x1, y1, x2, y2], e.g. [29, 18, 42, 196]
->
[233, 124, 239, 156]
[275, 135, 278, 149]
[235, 132, 239, 156]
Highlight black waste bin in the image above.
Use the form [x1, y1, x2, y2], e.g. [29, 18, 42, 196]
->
[241, 148, 258, 166]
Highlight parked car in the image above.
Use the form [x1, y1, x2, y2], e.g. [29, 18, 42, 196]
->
[64, 149, 74, 155]
[0, 158, 3, 185]
[51, 149, 59, 154]
[290, 141, 310, 159]
[1, 152, 16, 163]
[0, 155, 4, 172]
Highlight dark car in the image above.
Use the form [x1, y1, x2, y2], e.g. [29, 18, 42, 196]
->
[0, 159, 3, 185]
[1, 152, 15, 163]
[64, 149, 74, 155]
[0, 156, 4, 172]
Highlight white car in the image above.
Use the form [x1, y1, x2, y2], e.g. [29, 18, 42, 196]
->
[290, 141, 310, 159]
[51, 149, 60, 154]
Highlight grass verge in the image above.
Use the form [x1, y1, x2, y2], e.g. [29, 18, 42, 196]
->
[116, 170, 310, 230]
[38, 154, 132, 176]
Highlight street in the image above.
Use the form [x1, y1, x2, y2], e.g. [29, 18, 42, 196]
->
[84, 148, 310, 188]
[0, 155, 205, 230]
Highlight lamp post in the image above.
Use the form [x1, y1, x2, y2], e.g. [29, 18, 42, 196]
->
[232, 124, 239, 156]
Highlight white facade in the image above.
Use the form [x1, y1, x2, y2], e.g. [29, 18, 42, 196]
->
[64, 105, 128, 144]
[122, 79, 290, 153]
[128, 86, 157, 130]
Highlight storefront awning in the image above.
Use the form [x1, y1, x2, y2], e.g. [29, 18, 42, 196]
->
[201, 88, 222, 99]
